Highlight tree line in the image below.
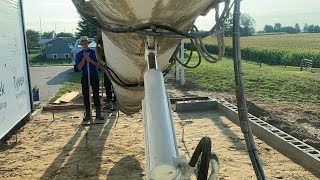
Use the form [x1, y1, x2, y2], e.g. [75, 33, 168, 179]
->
[263, 23, 320, 34]
[223, 13, 320, 36]
[26, 17, 97, 50]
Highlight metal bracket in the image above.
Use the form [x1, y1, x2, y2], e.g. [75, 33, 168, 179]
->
[175, 156, 195, 180]
[145, 38, 159, 70]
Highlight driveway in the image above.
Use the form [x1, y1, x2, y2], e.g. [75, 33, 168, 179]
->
[29, 66, 73, 105]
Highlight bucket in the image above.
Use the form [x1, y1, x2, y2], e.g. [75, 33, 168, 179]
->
[33, 92, 39, 101]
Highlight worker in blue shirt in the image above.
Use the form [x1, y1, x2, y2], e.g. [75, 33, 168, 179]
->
[75, 36, 103, 122]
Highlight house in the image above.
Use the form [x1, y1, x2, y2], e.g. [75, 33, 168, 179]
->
[37, 37, 76, 59]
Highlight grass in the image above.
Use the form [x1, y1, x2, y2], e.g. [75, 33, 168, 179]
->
[28, 53, 73, 67]
[54, 54, 320, 106]
[184, 54, 320, 105]
[50, 33, 320, 106]
[50, 72, 82, 103]
[49, 71, 106, 103]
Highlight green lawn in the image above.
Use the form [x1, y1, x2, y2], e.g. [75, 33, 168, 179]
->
[50, 71, 107, 103]
[28, 53, 73, 67]
[50, 72, 82, 103]
[53, 56, 320, 106]
[184, 55, 320, 105]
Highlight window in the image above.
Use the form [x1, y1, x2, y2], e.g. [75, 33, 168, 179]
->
[53, 54, 58, 59]
[64, 53, 70, 59]
[47, 44, 52, 47]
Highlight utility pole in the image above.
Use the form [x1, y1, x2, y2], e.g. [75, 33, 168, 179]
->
[39, 17, 42, 35]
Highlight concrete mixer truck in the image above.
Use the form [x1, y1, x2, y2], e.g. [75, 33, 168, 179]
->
[72, 0, 266, 179]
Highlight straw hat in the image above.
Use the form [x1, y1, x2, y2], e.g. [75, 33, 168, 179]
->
[79, 36, 90, 44]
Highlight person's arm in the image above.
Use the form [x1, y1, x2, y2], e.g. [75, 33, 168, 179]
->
[77, 57, 86, 70]
[75, 52, 85, 71]
[85, 50, 101, 68]
[89, 60, 101, 68]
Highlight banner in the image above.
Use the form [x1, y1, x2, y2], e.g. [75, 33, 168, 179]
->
[0, 0, 32, 139]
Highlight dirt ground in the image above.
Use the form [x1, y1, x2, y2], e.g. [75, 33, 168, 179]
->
[0, 83, 319, 179]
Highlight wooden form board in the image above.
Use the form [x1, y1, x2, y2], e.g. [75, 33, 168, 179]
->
[43, 104, 84, 111]
[54, 91, 79, 104]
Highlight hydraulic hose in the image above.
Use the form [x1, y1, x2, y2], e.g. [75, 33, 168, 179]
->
[189, 136, 212, 180]
[232, 0, 266, 179]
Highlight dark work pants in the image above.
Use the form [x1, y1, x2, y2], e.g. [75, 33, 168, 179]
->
[81, 74, 100, 115]
[104, 74, 116, 102]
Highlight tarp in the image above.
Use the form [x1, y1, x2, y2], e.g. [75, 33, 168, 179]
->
[0, 0, 32, 139]
[89, 0, 215, 114]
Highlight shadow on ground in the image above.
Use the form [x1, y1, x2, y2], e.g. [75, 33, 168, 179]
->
[47, 68, 73, 85]
[106, 155, 143, 180]
[40, 116, 116, 179]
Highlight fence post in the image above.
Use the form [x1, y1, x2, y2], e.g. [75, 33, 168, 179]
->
[259, 59, 262, 67]
[180, 40, 185, 85]
[175, 50, 180, 81]
[300, 59, 303, 71]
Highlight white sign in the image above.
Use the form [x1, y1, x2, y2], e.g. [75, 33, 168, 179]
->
[0, 0, 32, 139]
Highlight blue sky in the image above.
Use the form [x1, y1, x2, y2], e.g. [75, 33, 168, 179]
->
[23, 0, 320, 34]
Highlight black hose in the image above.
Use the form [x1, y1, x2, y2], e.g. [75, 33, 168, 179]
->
[101, 62, 179, 87]
[175, 40, 202, 68]
[100, 64, 143, 87]
[189, 136, 212, 180]
[232, 0, 266, 179]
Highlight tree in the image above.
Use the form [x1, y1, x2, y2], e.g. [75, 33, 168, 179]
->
[56, 32, 74, 38]
[42, 31, 55, 39]
[294, 23, 301, 33]
[223, 14, 233, 37]
[240, 13, 256, 36]
[308, 24, 315, 33]
[274, 23, 282, 32]
[75, 17, 97, 38]
[282, 26, 297, 34]
[314, 25, 320, 33]
[264, 25, 274, 33]
[223, 13, 255, 36]
[26, 29, 40, 51]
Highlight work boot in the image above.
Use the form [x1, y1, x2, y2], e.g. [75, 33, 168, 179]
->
[96, 107, 104, 120]
[82, 116, 90, 123]
[104, 100, 112, 110]
[111, 100, 117, 111]
[82, 108, 91, 124]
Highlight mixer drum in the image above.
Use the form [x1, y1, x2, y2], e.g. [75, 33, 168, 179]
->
[89, 0, 216, 114]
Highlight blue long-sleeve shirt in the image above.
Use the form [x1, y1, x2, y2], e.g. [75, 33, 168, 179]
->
[75, 48, 99, 76]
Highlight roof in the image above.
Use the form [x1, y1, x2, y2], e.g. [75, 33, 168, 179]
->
[37, 37, 76, 45]
[58, 37, 76, 43]
[37, 38, 53, 45]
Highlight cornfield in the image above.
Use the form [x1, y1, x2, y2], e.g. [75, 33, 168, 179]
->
[187, 33, 320, 68]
